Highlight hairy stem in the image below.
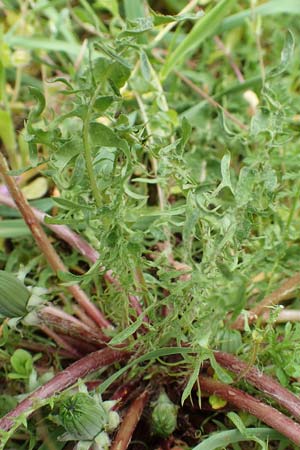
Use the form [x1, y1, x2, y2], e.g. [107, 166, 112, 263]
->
[0, 347, 129, 432]
[214, 351, 300, 421]
[110, 390, 149, 450]
[38, 306, 109, 345]
[39, 324, 82, 359]
[198, 376, 300, 446]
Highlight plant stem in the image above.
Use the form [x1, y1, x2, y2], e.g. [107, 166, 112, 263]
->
[0, 347, 129, 433]
[38, 306, 109, 345]
[198, 376, 300, 446]
[82, 83, 103, 209]
[263, 308, 300, 323]
[232, 272, 300, 329]
[0, 152, 110, 329]
[0, 189, 145, 320]
[214, 351, 300, 421]
[39, 324, 82, 359]
[214, 36, 245, 83]
[110, 390, 149, 450]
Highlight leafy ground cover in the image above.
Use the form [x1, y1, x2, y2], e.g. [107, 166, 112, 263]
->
[0, 0, 300, 448]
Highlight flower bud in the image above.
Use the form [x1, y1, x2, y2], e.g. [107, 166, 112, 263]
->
[59, 393, 108, 441]
[151, 391, 178, 438]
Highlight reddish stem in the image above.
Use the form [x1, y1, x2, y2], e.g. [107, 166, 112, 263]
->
[232, 272, 300, 330]
[110, 390, 149, 450]
[57, 334, 100, 354]
[38, 306, 109, 345]
[199, 376, 300, 446]
[214, 351, 300, 421]
[18, 340, 75, 359]
[214, 36, 245, 83]
[39, 324, 82, 358]
[0, 347, 129, 432]
[0, 155, 110, 329]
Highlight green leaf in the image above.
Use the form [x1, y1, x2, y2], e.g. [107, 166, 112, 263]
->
[181, 359, 201, 406]
[27, 87, 46, 121]
[192, 428, 282, 450]
[209, 354, 233, 384]
[92, 55, 131, 89]
[227, 411, 247, 434]
[10, 349, 33, 378]
[140, 50, 152, 82]
[52, 138, 81, 170]
[213, 152, 234, 196]
[94, 95, 115, 113]
[4, 36, 81, 57]
[89, 122, 128, 150]
[57, 259, 104, 284]
[235, 167, 256, 207]
[109, 307, 152, 345]
[124, 184, 148, 200]
[94, 147, 116, 177]
[267, 30, 295, 79]
[151, 8, 204, 26]
[53, 197, 93, 211]
[119, 17, 153, 36]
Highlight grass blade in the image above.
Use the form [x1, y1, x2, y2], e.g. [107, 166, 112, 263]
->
[123, 0, 146, 20]
[160, 0, 236, 80]
[219, 0, 300, 32]
[0, 220, 30, 238]
[98, 347, 193, 394]
[192, 428, 283, 450]
[4, 36, 81, 57]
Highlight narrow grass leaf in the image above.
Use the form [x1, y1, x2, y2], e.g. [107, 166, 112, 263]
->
[109, 305, 154, 345]
[219, 0, 300, 33]
[181, 359, 201, 406]
[4, 36, 81, 57]
[160, 0, 236, 80]
[192, 428, 282, 450]
[0, 220, 30, 238]
[98, 347, 194, 394]
[123, 0, 145, 20]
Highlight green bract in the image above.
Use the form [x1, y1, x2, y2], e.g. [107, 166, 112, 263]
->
[0, 271, 30, 318]
[59, 393, 108, 441]
[151, 391, 178, 438]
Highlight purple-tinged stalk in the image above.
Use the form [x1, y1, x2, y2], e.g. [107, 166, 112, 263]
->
[110, 390, 149, 450]
[37, 306, 109, 345]
[214, 351, 300, 421]
[0, 154, 110, 329]
[39, 324, 82, 359]
[0, 347, 129, 432]
[199, 376, 300, 446]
